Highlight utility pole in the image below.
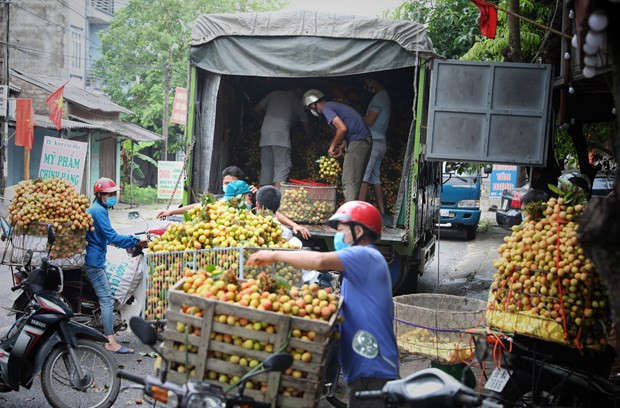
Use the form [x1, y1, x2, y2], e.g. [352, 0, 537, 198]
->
[162, 63, 171, 161]
[0, 0, 9, 196]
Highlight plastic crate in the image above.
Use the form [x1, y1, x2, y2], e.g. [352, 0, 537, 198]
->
[393, 294, 487, 364]
[280, 182, 336, 224]
[144, 247, 304, 321]
[161, 278, 342, 408]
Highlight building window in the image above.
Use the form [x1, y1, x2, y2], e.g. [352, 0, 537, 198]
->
[71, 28, 83, 70]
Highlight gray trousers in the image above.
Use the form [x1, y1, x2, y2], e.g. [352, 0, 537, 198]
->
[342, 139, 371, 202]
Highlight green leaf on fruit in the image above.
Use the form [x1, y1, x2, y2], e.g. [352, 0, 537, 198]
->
[548, 184, 561, 195]
[275, 276, 291, 290]
[206, 265, 216, 273]
[184, 212, 190, 222]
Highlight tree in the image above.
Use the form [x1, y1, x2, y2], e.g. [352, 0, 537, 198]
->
[94, 0, 287, 184]
[388, 0, 480, 59]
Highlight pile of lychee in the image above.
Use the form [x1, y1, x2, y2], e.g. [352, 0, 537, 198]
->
[489, 188, 610, 347]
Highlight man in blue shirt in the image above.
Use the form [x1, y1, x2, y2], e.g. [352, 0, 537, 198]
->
[86, 177, 146, 353]
[303, 89, 372, 202]
[246, 201, 397, 406]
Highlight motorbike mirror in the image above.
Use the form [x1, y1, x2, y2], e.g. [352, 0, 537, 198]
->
[484, 164, 493, 174]
[47, 224, 56, 246]
[129, 316, 157, 346]
[262, 353, 293, 373]
[128, 211, 141, 219]
[23, 250, 33, 267]
[352, 330, 379, 359]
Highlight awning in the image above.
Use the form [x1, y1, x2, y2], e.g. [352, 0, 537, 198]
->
[75, 118, 163, 142]
[190, 11, 435, 77]
[11, 69, 133, 114]
[9, 114, 102, 131]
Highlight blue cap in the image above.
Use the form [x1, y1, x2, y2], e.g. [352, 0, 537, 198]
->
[224, 180, 252, 199]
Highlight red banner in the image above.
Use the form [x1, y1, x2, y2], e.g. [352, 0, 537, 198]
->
[170, 87, 188, 125]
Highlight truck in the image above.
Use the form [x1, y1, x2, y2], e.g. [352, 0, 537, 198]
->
[181, 11, 553, 295]
[439, 163, 483, 240]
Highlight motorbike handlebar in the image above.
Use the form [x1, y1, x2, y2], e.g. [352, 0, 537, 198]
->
[457, 393, 482, 406]
[10, 285, 21, 291]
[117, 369, 146, 386]
[355, 390, 384, 400]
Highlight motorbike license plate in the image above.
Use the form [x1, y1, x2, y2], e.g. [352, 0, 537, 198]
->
[440, 209, 450, 217]
[484, 367, 511, 392]
[501, 200, 509, 210]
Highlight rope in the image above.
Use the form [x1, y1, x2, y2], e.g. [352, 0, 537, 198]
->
[393, 317, 465, 334]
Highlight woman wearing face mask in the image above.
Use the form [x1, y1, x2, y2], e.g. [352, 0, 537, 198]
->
[85, 177, 146, 353]
[246, 201, 397, 407]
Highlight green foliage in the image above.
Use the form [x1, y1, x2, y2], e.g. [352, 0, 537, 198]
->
[390, 0, 551, 62]
[120, 140, 158, 184]
[121, 184, 159, 205]
[95, 0, 288, 182]
[389, 0, 479, 59]
[554, 128, 579, 170]
[461, 0, 550, 62]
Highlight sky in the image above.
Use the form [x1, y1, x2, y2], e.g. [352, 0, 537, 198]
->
[284, 0, 406, 18]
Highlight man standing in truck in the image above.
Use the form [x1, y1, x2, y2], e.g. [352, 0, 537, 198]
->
[302, 89, 372, 202]
[359, 76, 391, 224]
[255, 86, 310, 189]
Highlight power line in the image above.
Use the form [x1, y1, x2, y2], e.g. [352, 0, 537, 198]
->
[54, 0, 112, 35]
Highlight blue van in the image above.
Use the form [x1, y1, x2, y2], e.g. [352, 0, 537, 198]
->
[439, 164, 482, 239]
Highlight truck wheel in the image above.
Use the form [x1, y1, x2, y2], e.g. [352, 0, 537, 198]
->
[465, 225, 477, 240]
[392, 256, 419, 295]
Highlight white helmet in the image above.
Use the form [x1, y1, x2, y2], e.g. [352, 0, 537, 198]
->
[302, 89, 325, 108]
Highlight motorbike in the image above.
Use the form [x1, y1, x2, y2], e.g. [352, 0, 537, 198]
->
[352, 330, 504, 408]
[485, 332, 620, 407]
[117, 316, 293, 407]
[11, 211, 161, 333]
[0, 225, 120, 408]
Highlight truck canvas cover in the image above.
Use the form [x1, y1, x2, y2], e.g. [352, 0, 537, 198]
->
[189, 11, 434, 77]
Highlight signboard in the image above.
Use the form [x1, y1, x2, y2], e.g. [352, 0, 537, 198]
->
[158, 161, 184, 200]
[170, 87, 188, 125]
[426, 60, 551, 165]
[490, 164, 518, 197]
[0, 85, 7, 117]
[38, 136, 88, 191]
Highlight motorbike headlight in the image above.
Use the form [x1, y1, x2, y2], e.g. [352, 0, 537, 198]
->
[457, 200, 479, 208]
[186, 393, 226, 408]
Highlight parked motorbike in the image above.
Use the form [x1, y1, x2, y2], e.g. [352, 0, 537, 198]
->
[117, 316, 293, 407]
[11, 211, 159, 333]
[0, 226, 120, 408]
[352, 330, 503, 408]
[486, 332, 620, 407]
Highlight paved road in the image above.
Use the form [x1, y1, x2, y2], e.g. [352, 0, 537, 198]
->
[0, 204, 508, 407]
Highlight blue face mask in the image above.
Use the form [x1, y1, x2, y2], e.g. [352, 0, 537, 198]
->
[334, 231, 351, 251]
[105, 196, 118, 207]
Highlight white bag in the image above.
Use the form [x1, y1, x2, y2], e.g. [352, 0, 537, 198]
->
[104, 246, 145, 306]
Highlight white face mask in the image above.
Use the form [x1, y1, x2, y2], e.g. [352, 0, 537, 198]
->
[310, 108, 320, 117]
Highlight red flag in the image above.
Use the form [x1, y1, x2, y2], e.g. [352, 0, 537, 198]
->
[15, 98, 36, 150]
[45, 84, 65, 130]
[471, 0, 498, 39]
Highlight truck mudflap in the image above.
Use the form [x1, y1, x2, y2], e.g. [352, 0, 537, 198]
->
[419, 234, 436, 275]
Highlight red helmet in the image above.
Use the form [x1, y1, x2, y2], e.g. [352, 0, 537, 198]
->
[328, 201, 382, 239]
[93, 177, 120, 194]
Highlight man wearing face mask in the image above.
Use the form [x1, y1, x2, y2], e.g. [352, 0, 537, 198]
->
[302, 89, 372, 202]
[246, 201, 398, 407]
[86, 177, 147, 353]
